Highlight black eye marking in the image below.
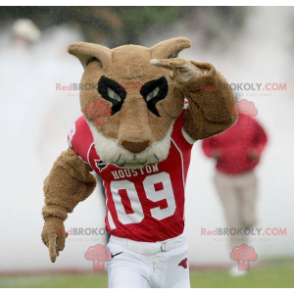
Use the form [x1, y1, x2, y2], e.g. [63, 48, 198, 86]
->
[140, 76, 168, 117]
[98, 76, 126, 115]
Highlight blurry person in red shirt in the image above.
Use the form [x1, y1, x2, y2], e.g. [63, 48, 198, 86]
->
[202, 99, 267, 258]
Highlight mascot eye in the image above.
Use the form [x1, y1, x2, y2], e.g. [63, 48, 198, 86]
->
[140, 76, 168, 117]
[98, 76, 126, 115]
[107, 88, 121, 102]
[146, 87, 160, 102]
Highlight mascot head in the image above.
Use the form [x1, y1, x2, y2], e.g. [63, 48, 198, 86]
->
[68, 37, 191, 167]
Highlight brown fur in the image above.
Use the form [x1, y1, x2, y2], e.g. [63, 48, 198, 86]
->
[42, 37, 236, 262]
[41, 148, 96, 262]
[182, 61, 236, 140]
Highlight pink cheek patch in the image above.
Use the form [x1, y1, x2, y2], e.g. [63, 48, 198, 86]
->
[85, 100, 112, 126]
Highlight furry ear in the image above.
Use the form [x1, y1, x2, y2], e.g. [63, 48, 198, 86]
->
[150, 37, 191, 59]
[68, 42, 112, 69]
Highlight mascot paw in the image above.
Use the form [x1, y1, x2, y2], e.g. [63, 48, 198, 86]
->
[41, 218, 67, 263]
[150, 58, 206, 83]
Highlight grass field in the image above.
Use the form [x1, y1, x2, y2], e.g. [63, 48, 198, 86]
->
[1, 267, 294, 288]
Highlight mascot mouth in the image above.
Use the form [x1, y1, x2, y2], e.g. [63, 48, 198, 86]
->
[86, 119, 174, 168]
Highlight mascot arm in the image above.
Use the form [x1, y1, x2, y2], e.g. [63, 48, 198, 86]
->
[151, 58, 236, 141]
[181, 61, 236, 140]
[41, 148, 97, 262]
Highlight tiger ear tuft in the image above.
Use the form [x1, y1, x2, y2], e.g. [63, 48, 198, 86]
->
[68, 42, 112, 69]
[151, 37, 191, 59]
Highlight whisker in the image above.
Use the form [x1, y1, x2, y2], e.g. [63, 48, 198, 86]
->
[117, 160, 126, 167]
[154, 154, 160, 163]
[140, 159, 147, 165]
[137, 70, 143, 80]
[113, 154, 121, 164]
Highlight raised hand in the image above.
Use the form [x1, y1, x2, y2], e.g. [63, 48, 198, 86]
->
[150, 58, 206, 83]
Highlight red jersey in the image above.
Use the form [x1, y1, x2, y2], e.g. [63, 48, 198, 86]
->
[202, 116, 267, 175]
[67, 110, 194, 242]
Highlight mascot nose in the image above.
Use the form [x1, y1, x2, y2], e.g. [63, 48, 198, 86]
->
[121, 140, 150, 153]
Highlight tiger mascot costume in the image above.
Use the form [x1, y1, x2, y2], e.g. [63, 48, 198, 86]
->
[41, 37, 236, 288]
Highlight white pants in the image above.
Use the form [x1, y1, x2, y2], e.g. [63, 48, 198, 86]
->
[106, 233, 190, 288]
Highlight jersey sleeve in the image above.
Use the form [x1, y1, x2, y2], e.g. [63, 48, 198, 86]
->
[67, 115, 94, 164]
[171, 106, 196, 151]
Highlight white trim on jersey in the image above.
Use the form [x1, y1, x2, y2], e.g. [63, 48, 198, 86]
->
[171, 138, 187, 221]
[78, 155, 90, 165]
[182, 99, 196, 145]
[102, 179, 117, 230]
[170, 138, 185, 192]
[107, 210, 117, 230]
[87, 142, 94, 165]
[181, 128, 196, 145]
